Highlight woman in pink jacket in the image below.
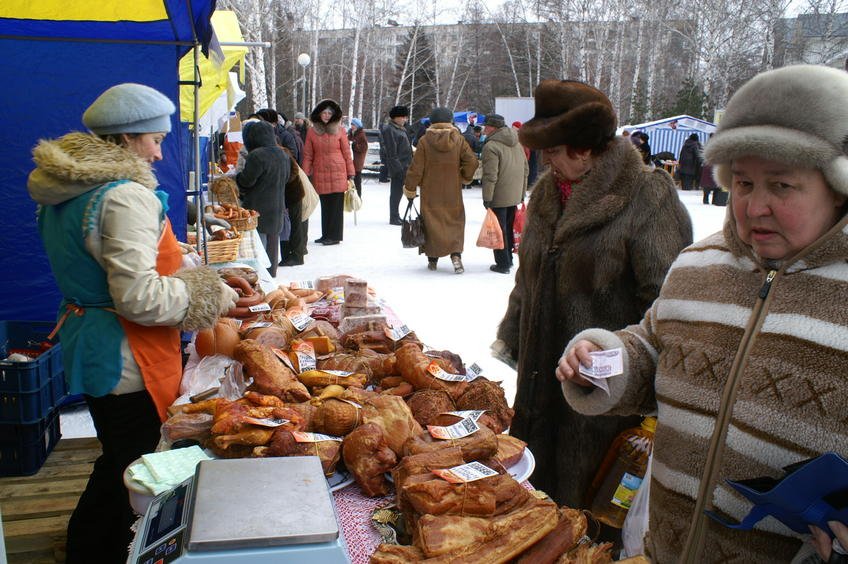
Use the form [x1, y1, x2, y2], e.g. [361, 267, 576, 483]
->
[302, 99, 355, 245]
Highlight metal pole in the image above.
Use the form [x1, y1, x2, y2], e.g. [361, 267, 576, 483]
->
[302, 65, 307, 115]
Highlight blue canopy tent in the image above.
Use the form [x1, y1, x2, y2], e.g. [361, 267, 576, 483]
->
[622, 115, 716, 158]
[0, 1, 216, 322]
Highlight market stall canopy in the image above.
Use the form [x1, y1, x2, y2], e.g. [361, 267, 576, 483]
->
[621, 115, 716, 157]
[0, 0, 216, 322]
[179, 10, 247, 129]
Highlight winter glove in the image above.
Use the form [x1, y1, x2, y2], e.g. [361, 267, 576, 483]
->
[483, 201, 491, 209]
[217, 281, 239, 315]
[403, 187, 417, 201]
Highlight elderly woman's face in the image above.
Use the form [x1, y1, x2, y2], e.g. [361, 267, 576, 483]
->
[542, 145, 592, 182]
[123, 132, 166, 163]
[731, 155, 846, 260]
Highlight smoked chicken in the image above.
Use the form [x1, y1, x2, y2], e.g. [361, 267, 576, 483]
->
[395, 342, 467, 400]
[342, 423, 397, 497]
[234, 339, 310, 402]
[361, 394, 423, 456]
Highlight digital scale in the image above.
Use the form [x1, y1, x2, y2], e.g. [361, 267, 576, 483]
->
[129, 456, 350, 564]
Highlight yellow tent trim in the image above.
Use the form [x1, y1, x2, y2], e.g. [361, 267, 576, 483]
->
[0, 0, 166, 22]
[179, 10, 247, 125]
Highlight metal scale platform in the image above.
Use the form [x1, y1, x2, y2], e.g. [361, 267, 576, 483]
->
[129, 456, 349, 564]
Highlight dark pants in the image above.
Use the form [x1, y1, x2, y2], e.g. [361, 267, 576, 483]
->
[66, 391, 161, 564]
[258, 229, 281, 277]
[491, 206, 516, 268]
[389, 173, 404, 223]
[680, 173, 698, 191]
[319, 192, 344, 242]
[353, 172, 362, 197]
[282, 200, 306, 262]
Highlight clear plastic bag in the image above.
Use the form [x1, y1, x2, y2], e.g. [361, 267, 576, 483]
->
[622, 453, 652, 558]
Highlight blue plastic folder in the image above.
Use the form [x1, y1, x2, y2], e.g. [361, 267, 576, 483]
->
[705, 452, 848, 537]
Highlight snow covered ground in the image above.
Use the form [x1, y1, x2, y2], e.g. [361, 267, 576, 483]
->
[60, 176, 727, 438]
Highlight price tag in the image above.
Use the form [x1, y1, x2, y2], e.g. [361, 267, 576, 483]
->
[242, 417, 289, 428]
[578, 348, 624, 396]
[290, 280, 315, 290]
[432, 461, 499, 484]
[339, 398, 362, 409]
[232, 319, 243, 329]
[272, 348, 296, 371]
[286, 311, 314, 331]
[244, 321, 273, 330]
[445, 410, 487, 422]
[248, 302, 271, 313]
[292, 431, 343, 443]
[428, 416, 480, 440]
[291, 341, 316, 373]
[465, 362, 483, 380]
[427, 361, 467, 382]
[385, 324, 412, 341]
[320, 369, 353, 377]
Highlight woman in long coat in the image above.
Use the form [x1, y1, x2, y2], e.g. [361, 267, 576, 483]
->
[302, 99, 354, 245]
[493, 80, 693, 507]
[403, 107, 478, 273]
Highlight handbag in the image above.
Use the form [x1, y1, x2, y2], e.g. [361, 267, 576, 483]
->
[344, 179, 362, 212]
[476, 208, 505, 250]
[401, 200, 426, 248]
[297, 164, 319, 220]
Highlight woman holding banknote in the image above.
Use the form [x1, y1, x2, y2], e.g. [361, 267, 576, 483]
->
[558, 65, 848, 563]
[492, 79, 692, 509]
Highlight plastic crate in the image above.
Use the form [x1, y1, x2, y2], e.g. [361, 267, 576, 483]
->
[0, 321, 66, 422]
[0, 408, 62, 476]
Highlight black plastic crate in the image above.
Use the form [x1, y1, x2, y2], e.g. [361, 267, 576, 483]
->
[0, 408, 62, 476]
[0, 320, 63, 393]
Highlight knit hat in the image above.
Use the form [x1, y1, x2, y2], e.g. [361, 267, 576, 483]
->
[389, 105, 410, 118]
[351, 118, 363, 128]
[519, 79, 616, 151]
[485, 114, 505, 128]
[429, 107, 453, 124]
[705, 64, 848, 196]
[294, 111, 305, 120]
[83, 83, 175, 135]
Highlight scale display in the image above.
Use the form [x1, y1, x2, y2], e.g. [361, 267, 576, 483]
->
[134, 479, 193, 564]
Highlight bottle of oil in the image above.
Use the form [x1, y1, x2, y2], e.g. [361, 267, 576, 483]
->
[587, 416, 656, 528]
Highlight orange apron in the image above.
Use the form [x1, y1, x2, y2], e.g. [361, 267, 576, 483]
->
[118, 218, 183, 422]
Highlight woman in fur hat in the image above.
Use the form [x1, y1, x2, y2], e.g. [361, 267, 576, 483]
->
[302, 99, 355, 245]
[493, 79, 692, 509]
[558, 65, 848, 563]
[27, 83, 238, 563]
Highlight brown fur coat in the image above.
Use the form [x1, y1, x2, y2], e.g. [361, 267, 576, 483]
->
[497, 138, 692, 505]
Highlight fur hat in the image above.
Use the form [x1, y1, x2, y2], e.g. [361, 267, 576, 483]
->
[429, 107, 453, 124]
[705, 64, 848, 196]
[389, 105, 410, 118]
[519, 79, 616, 151]
[485, 114, 505, 128]
[83, 83, 175, 135]
[310, 99, 342, 125]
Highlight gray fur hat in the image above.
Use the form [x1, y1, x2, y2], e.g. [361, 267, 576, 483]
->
[82, 83, 175, 135]
[705, 64, 848, 196]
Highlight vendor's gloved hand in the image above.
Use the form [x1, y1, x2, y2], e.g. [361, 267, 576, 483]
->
[483, 201, 492, 209]
[217, 281, 239, 315]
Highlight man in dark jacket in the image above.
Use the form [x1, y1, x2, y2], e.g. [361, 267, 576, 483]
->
[678, 133, 703, 191]
[380, 105, 413, 225]
[236, 120, 290, 277]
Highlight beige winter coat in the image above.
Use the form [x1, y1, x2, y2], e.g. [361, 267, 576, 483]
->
[481, 126, 528, 207]
[403, 123, 478, 257]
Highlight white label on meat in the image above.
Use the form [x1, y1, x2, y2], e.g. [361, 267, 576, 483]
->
[292, 342, 316, 372]
[245, 321, 273, 329]
[242, 417, 289, 428]
[385, 324, 411, 341]
[248, 302, 271, 313]
[427, 361, 465, 382]
[287, 311, 313, 331]
[290, 280, 315, 290]
[320, 369, 353, 377]
[432, 461, 498, 484]
[465, 362, 483, 380]
[292, 431, 343, 443]
[445, 410, 487, 422]
[232, 319, 243, 329]
[428, 417, 480, 440]
[272, 348, 296, 371]
[339, 398, 362, 409]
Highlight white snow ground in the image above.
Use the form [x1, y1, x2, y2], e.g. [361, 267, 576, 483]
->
[60, 176, 727, 438]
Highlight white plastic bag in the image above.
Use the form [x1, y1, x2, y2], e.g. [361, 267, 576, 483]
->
[622, 453, 653, 558]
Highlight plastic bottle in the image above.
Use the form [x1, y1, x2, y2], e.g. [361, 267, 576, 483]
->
[587, 416, 656, 528]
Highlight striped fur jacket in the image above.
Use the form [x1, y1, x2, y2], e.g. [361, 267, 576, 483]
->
[563, 216, 848, 563]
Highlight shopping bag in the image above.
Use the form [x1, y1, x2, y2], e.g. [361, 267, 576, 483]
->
[476, 208, 504, 250]
[297, 164, 319, 220]
[512, 202, 526, 253]
[344, 180, 362, 212]
[401, 200, 426, 248]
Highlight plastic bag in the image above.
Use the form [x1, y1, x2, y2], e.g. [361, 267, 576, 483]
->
[476, 208, 504, 250]
[622, 454, 652, 558]
[512, 202, 526, 253]
[401, 200, 426, 248]
[344, 180, 363, 212]
[298, 164, 319, 220]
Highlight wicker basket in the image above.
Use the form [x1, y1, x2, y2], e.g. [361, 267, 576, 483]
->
[210, 177, 259, 231]
[204, 230, 242, 264]
[228, 211, 259, 232]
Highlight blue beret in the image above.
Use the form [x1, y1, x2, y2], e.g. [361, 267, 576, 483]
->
[351, 118, 363, 128]
[83, 83, 175, 135]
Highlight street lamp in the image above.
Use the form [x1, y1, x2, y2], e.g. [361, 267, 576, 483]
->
[297, 53, 311, 115]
